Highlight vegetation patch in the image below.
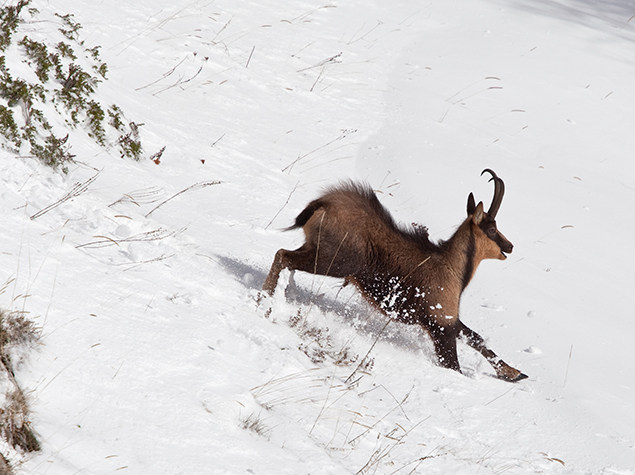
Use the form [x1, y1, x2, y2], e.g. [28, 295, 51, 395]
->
[239, 412, 271, 440]
[0, 308, 41, 470]
[0, 0, 143, 171]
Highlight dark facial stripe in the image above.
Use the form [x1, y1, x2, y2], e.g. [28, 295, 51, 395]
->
[461, 228, 476, 291]
[479, 218, 513, 254]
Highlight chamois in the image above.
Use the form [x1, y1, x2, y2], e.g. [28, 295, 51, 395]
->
[263, 170, 527, 382]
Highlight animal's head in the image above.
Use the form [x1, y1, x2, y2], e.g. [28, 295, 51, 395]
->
[466, 169, 513, 260]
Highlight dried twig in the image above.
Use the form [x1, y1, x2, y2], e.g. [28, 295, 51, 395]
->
[210, 16, 233, 44]
[152, 65, 204, 95]
[282, 129, 356, 173]
[347, 20, 382, 45]
[356, 415, 431, 474]
[485, 386, 516, 406]
[310, 66, 325, 92]
[265, 181, 299, 229]
[179, 66, 204, 86]
[123, 253, 176, 271]
[135, 56, 187, 91]
[145, 180, 222, 217]
[76, 228, 185, 249]
[297, 52, 342, 72]
[150, 146, 166, 164]
[211, 133, 225, 148]
[563, 344, 573, 388]
[108, 186, 164, 208]
[30, 170, 101, 220]
[245, 45, 255, 68]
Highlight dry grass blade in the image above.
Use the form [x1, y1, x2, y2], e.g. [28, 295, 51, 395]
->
[356, 415, 431, 474]
[563, 344, 573, 388]
[153, 64, 205, 95]
[539, 452, 565, 466]
[145, 181, 222, 217]
[245, 45, 255, 68]
[309, 371, 338, 434]
[135, 56, 187, 91]
[122, 253, 175, 271]
[251, 370, 326, 408]
[0, 311, 40, 351]
[348, 403, 402, 447]
[347, 21, 382, 45]
[297, 52, 342, 72]
[0, 310, 41, 453]
[0, 452, 13, 474]
[108, 186, 164, 208]
[0, 279, 15, 298]
[30, 170, 101, 220]
[0, 389, 40, 453]
[76, 227, 185, 249]
[281, 129, 355, 173]
[485, 386, 515, 406]
[240, 412, 271, 439]
[265, 181, 299, 229]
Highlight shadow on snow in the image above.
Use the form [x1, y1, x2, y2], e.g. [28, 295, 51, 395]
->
[215, 254, 436, 356]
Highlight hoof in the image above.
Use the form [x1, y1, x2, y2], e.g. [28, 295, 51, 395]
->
[502, 371, 528, 383]
[493, 360, 528, 382]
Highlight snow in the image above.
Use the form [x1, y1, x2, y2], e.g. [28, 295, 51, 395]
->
[1, 0, 634, 473]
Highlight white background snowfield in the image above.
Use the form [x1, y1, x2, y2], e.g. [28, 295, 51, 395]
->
[1, 0, 634, 473]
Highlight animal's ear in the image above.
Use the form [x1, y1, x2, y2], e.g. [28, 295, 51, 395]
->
[467, 193, 476, 216]
[472, 201, 484, 225]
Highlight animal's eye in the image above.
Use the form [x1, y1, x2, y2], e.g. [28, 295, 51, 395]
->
[487, 227, 497, 237]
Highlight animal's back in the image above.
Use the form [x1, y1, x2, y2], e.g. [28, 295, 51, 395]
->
[318, 182, 435, 251]
[317, 181, 399, 235]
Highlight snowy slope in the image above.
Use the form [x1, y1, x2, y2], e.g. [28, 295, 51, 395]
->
[1, 0, 634, 473]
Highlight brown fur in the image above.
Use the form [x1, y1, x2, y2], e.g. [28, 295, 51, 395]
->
[263, 174, 526, 382]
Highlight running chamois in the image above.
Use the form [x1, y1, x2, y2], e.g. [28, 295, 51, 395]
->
[263, 170, 527, 382]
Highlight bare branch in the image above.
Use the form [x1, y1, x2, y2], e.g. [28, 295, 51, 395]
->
[145, 180, 222, 217]
[30, 170, 101, 220]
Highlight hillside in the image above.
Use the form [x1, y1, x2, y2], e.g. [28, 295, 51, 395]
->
[1, 0, 634, 473]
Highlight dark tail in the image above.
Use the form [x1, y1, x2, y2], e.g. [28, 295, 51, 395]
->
[284, 199, 324, 231]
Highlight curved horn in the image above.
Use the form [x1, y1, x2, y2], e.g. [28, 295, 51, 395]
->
[481, 168, 505, 219]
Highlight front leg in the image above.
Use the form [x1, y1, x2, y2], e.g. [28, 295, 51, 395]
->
[428, 324, 461, 372]
[459, 322, 528, 382]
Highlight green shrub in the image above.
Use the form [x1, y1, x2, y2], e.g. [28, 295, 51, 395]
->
[0, 0, 30, 51]
[0, 0, 143, 171]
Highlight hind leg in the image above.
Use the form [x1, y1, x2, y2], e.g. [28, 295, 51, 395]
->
[262, 246, 318, 296]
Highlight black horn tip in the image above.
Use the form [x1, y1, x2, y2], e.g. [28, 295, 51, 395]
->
[481, 168, 499, 182]
[481, 168, 505, 219]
